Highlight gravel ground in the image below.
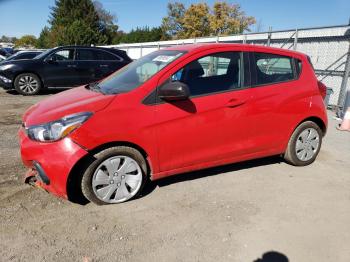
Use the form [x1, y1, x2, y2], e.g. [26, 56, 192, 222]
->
[0, 88, 349, 262]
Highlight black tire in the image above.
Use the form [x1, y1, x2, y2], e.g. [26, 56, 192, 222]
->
[284, 121, 323, 166]
[81, 146, 148, 205]
[14, 73, 42, 95]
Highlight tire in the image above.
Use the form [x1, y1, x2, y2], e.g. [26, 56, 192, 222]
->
[284, 121, 323, 166]
[14, 73, 42, 95]
[81, 146, 147, 205]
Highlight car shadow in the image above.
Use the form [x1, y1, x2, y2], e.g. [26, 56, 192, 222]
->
[70, 153, 282, 205]
[253, 251, 289, 262]
[141, 155, 282, 197]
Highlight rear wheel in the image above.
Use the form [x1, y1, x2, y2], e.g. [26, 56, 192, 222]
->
[81, 146, 147, 205]
[284, 121, 322, 166]
[14, 73, 42, 95]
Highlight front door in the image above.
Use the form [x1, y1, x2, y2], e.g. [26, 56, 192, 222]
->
[43, 48, 79, 87]
[155, 50, 255, 172]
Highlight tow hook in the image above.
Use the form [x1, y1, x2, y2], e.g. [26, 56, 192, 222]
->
[26, 175, 38, 186]
[24, 168, 39, 187]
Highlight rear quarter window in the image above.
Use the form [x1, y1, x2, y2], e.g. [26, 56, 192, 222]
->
[95, 50, 121, 61]
[295, 59, 302, 77]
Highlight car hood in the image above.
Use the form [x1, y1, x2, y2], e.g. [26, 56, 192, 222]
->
[0, 59, 39, 66]
[23, 86, 116, 126]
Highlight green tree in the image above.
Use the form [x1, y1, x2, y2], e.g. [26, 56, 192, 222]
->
[93, 0, 119, 43]
[15, 35, 37, 48]
[113, 27, 163, 44]
[36, 26, 51, 48]
[47, 0, 116, 46]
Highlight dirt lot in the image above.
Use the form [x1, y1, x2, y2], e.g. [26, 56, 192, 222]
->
[0, 88, 349, 262]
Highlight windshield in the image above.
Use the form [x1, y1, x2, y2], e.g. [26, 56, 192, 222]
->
[34, 48, 53, 59]
[4, 53, 18, 61]
[96, 50, 185, 94]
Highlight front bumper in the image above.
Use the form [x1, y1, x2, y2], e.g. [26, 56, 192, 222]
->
[0, 74, 13, 89]
[19, 128, 88, 199]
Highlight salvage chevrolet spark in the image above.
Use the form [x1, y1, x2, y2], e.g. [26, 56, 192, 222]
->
[19, 44, 328, 205]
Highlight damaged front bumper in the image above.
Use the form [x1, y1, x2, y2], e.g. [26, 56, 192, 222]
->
[19, 128, 88, 199]
[24, 161, 50, 189]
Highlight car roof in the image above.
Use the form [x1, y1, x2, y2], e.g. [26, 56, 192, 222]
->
[165, 43, 306, 58]
[55, 45, 122, 51]
[52, 45, 131, 60]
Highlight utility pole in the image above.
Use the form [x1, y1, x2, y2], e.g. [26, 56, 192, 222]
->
[267, 26, 272, 46]
[293, 29, 298, 50]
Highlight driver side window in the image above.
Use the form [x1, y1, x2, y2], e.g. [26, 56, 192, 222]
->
[171, 52, 242, 97]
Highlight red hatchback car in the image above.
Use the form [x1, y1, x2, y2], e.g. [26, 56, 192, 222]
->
[19, 44, 327, 205]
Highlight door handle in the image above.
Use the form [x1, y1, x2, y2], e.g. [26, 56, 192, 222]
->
[226, 98, 246, 108]
[67, 64, 77, 68]
[99, 64, 109, 67]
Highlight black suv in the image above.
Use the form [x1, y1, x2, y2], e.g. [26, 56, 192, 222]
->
[0, 46, 132, 95]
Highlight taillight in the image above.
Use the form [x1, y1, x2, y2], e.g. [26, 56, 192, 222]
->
[318, 81, 327, 99]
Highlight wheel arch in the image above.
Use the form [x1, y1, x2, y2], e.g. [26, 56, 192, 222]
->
[14, 71, 45, 88]
[297, 116, 327, 136]
[66, 140, 152, 204]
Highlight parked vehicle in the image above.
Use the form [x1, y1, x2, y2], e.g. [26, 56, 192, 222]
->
[0, 48, 11, 57]
[0, 54, 6, 62]
[1, 50, 43, 63]
[0, 46, 132, 95]
[20, 44, 328, 205]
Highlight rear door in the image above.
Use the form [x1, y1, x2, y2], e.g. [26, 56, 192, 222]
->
[248, 51, 303, 152]
[94, 49, 126, 78]
[43, 48, 79, 87]
[154, 49, 256, 172]
[75, 48, 99, 85]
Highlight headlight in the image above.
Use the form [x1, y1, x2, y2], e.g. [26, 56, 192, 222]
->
[26, 112, 92, 142]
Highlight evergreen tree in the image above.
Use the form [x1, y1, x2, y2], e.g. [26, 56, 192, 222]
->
[114, 27, 163, 44]
[35, 0, 118, 47]
[36, 26, 51, 48]
[48, 0, 113, 46]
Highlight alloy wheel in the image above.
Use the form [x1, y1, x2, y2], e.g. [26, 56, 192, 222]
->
[18, 75, 39, 94]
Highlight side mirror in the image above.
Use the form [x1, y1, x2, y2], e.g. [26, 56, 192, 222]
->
[158, 81, 190, 101]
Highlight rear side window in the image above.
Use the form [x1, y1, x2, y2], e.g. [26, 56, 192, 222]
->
[295, 59, 302, 77]
[251, 52, 295, 86]
[76, 49, 95, 60]
[95, 50, 120, 61]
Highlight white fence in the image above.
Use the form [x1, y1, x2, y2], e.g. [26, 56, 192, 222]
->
[105, 24, 350, 107]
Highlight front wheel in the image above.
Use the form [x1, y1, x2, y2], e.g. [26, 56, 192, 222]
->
[81, 146, 147, 205]
[284, 121, 323, 166]
[14, 73, 42, 95]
